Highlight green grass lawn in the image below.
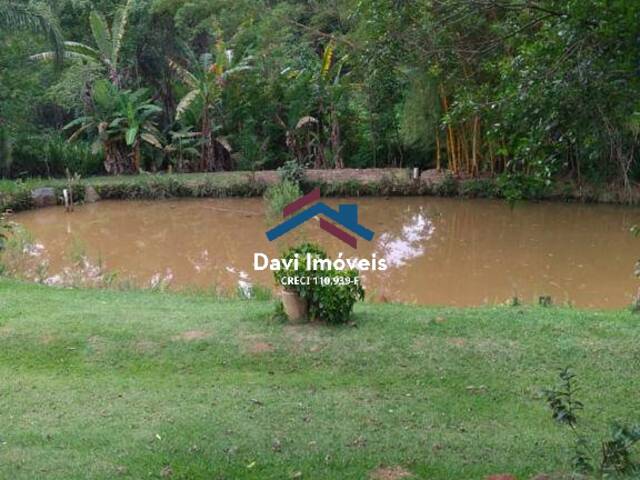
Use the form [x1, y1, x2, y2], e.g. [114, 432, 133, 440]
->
[1, 279, 639, 479]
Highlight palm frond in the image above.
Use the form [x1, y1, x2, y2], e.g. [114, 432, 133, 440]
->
[65, 41, 101, 59]
[29, 50, 97, 63]
[296, 116, 319, 129]
[125, 125, 139, 146]
[176, 89, 200, 120]
[168, 59, 198, 88]
[89, 11, 113, 61]
[332, 55, 349, 85]
[221, 65, 253, 80]
[141, 133, 163, 149]
[63, 116, 93, 130]
[111, 0, 133, 68]
[2, 1, 65, 69]
[67, 122, 94, 142]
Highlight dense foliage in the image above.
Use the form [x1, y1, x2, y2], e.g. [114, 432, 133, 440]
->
[274, 243, 364, 324]
[1, 0, 639, 190]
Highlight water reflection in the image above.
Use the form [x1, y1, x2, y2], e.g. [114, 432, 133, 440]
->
[375, 209, 435, 268]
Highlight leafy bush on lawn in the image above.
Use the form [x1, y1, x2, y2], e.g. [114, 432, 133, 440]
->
[274, 243, 364, 324]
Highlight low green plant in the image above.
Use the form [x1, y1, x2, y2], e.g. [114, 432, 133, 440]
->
[460, 178, 498, 198]
[0, 212, 10, 252]
[278, 159, 308, 185]
[435, 173, 458, 197]
[274, 242, 326, 301]
[544, 368, 640, 477]
[0, 211, 12, 274]
[9, 133, 102, 178]
[264, 180, 302, 222]
[238, 283, 273, 301]
[274, 243, 364, 324]
[496, 172, 549, 203]
[311, 268, 364, 324]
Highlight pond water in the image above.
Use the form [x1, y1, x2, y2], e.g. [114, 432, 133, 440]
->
[10, 197, 640, 308]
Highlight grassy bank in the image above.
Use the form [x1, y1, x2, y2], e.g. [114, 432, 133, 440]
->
[1, 279, 639, 479]
[1, 169, 638, 213]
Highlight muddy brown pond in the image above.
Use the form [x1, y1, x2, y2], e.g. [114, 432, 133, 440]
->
[9, 197, 640, 308]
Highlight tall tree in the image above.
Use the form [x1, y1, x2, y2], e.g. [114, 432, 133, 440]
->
[170, 39, 251, 171]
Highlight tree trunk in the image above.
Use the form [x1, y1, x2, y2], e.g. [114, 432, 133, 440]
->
[103, 141, 128, 175]
[133, 141, 141, 172]
[331, 106, 343, 169]
[201, 110, 216, 172]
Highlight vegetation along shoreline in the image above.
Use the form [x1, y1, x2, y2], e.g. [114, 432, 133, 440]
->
[3, 168, 640, 213]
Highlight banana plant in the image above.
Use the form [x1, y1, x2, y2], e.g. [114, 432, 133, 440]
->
[29, 0, 134, 85]
[64, 80, 162, 174]
[163, 128, 200, 172]
[319, 40, 349, 169]
[287, 41, 350, 169]
[169, 39, 252, 171]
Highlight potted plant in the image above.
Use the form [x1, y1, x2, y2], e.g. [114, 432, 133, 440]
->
[274, 243, 364, 324]
[280, 288, 308, 323]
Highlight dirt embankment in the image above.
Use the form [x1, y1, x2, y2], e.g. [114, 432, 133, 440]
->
[2, 168, 640, 212]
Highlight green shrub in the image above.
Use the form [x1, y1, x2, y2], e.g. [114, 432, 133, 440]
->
[274, 243, 364, 324]
[274, 242, 326, 302]
[311, 268, 364, 324]
[1, 181, 33, 212]
[460, 178, 498, 198]
[264, 180, 302, 222]
[435, 173, 459, 197]
[10, 133, 103, 178]
[278, 159, 307, 185]
[544, 368, 640, 476]
[496, 172, 550, 202]
[0, 211, 11, 253]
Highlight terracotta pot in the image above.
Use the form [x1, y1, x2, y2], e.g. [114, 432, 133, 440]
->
[281, 289, 308, 323]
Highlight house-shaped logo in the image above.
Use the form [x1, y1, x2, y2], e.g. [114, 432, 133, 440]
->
[266, 188, 374, 248]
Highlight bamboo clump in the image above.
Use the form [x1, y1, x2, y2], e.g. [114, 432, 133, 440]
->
[437, 86, 503, 176]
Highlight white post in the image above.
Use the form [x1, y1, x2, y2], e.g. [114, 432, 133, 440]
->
[63, 189, 70, 212]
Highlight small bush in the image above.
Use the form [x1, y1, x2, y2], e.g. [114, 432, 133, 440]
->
[496, 172, 550, 202]
[311, 268, 364, 324]
[274, 243, 364, 324]
[10, 133, 103, 178]
[0, 181, 33, 212]
[0, 211, 12, 253]
[435, 173, 459, 196]
[278, 159, 307, 185]
[460, 178, 498, 198]
[264, 180, 302, 222]
[544, 368, 640, 476]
